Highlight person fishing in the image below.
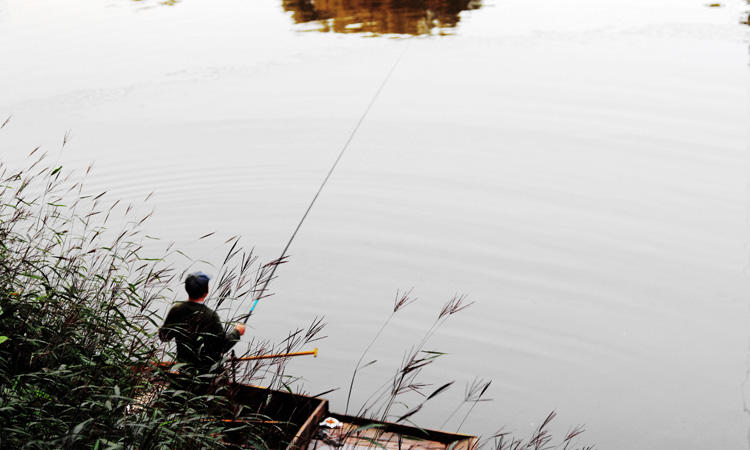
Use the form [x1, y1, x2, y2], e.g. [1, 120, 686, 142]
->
[159, 272, 245, 376]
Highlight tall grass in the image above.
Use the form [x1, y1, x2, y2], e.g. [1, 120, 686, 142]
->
[0, 146, 320, 448]
[485, 412, 594, 450]
[338, 292, 594, 449]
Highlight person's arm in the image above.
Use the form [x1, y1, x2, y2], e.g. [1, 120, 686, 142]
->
[158, 306, 178, 342]
[223, 326, 241, 354]
[207, 311, 244, 354]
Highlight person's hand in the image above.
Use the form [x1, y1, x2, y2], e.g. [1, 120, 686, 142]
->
[234, 323, 246, 336]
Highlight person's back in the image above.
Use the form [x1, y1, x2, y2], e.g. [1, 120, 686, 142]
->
[159, 272, 245, 374]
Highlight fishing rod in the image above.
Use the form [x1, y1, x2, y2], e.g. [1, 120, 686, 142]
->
[239, 42, 410, 325]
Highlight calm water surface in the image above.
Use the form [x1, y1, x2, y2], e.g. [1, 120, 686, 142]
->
[1, 0, 749, 448]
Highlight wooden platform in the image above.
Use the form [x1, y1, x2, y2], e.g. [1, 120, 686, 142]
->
[222, 385, 479, 449]
[136, 375, 477, 449]
[309, 413, 478, 450]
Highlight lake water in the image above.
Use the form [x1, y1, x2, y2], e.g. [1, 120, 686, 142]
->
[1, 0, 749, 448]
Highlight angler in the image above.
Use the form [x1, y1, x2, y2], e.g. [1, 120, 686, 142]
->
[159, 272, 246, 376]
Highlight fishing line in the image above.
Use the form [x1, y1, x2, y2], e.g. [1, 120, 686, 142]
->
[241, 41, 410, 324]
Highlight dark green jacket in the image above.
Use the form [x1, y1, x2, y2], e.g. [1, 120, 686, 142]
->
[158, 301, 240, 371]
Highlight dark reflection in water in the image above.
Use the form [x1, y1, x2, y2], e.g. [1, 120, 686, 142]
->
[282, 0, 482, 36]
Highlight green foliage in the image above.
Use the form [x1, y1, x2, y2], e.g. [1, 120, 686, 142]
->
[0, 160, 261, 449]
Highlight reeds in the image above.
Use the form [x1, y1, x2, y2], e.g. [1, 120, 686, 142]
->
[0, 144, 321, 448]
[347, 292, 473, 424]
[337, 292, 594, 449]
[485, 411, 593, 450]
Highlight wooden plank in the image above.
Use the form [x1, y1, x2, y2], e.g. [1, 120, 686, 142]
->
[288, 398, 328, 450]
[310, 413, 478, 450]
[336, 414, 477, 444]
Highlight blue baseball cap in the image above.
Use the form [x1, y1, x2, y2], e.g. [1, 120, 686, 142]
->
[185, 271, 211, 299]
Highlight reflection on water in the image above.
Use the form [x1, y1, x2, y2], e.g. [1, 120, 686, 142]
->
[282, 0, 482, 36]
[131, 0, 180, 7]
